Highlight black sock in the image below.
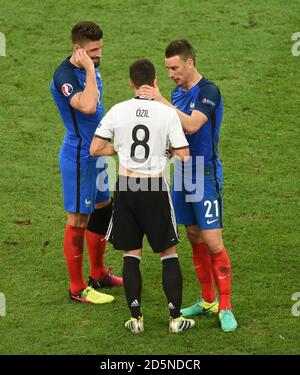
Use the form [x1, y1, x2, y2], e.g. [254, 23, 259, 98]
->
[122, 255, 142, 318]
[162, 256, 183, 318]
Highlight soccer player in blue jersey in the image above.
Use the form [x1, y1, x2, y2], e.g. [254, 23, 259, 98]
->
[50, 21, 122, 304]
[139, 39, 237, 332]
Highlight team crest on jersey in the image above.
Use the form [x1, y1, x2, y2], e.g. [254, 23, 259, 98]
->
[190, 102, 195, 109]
[84, 198, 91, 207]
[202, 98, 215, 107]
[61, 83, 73, 97]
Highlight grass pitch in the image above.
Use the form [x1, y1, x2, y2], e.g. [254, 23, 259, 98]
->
[0, 0, 299, 355]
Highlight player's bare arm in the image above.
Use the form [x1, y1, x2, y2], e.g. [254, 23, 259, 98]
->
[139, 84, 208, 134]
[70, 49, 99, 114]
[175, 109, 208, 135]
[90, 136, 116, 156]
[172, 146, 190, 161]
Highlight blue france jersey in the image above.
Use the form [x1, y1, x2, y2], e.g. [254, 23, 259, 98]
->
[172, 77, 223, 179]
[50, 58, 104, 160]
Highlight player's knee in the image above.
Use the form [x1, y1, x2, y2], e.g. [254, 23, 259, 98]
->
[159, 246, 177, 258]
[205, 240, 223, 254]
[186, 226, 202, 244]
[67, 213, 89, 228]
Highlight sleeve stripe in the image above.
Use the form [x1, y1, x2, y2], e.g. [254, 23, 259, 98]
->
[172, 145, 189, 150]
[94, 135, 112, 141]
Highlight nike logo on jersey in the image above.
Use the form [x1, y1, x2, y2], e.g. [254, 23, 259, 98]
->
[206, 218, 219, 225]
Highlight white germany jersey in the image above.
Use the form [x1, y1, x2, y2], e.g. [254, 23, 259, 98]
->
[95, 97, 189, 175]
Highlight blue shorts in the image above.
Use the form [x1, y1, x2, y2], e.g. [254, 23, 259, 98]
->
[59, 155, 110, 214]
[172, 174, 223, 230]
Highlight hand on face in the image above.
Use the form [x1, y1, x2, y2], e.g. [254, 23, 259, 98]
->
[74, 48, 94, 70]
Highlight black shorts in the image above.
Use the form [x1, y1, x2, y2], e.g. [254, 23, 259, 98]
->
[107, 176, 179, 253]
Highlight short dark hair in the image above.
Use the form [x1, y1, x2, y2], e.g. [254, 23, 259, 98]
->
[71, 21, 103, 43]
[129, 59, 156, 88]
[165, 39, 196, 65]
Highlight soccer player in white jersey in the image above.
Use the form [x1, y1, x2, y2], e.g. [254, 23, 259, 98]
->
[139, 40, 238, 332]
[90, 59, 195, 334]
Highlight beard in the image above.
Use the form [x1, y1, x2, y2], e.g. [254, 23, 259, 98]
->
[93, 58, 100, 67]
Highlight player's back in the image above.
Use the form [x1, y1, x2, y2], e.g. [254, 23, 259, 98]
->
[100, 98, 182, 175]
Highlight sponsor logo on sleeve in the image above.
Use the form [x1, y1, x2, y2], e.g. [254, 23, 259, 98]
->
[61, 83, 74, 97]
[202, 98, 216, 107]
